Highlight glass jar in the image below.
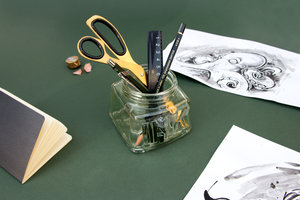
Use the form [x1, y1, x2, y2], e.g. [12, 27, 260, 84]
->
[109, 71, 191, 153]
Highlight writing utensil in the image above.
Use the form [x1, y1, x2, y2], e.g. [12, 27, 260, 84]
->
[155, 23, 186, 93]
[143, 31, 164, 144]
[137, 25, 186, 145]
[147, 31, 163, 93]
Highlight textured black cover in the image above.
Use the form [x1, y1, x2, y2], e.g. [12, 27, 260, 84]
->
[0, 91, 45, 182]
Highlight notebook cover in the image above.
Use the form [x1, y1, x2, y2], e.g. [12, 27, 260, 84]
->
[0, 90, 45, 182]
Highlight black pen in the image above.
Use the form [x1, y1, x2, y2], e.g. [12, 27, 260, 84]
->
[155, 23, 186, 93]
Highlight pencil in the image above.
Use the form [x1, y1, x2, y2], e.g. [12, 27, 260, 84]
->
[155, 23, 186, 93]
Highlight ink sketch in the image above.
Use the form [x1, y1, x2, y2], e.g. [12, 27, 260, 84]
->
[184, 125, 300, 200]
[163, 29, 300, 107]
[204, 163, 300, 200]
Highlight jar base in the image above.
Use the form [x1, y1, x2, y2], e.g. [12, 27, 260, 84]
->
[110, 111, 191, 153]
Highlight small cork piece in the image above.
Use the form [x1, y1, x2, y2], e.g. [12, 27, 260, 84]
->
[65, 56, 81, 69]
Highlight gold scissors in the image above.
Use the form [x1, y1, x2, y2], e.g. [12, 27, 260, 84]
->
[77, 15, 148, 89]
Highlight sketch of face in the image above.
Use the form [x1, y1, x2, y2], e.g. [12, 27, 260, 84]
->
[204, 162, 300, 200]
[175, 48, 283, 92]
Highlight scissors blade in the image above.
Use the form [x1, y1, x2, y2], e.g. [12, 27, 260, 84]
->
[108, 60, 149, 93]
[113, 59, 148, 86]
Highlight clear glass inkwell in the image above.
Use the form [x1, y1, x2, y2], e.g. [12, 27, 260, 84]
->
[109, 71, 191, 153]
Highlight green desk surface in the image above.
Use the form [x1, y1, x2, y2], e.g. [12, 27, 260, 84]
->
[1, 0, 300, 199]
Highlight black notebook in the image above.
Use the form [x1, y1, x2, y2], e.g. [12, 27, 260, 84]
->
[0, 88, 71, 183]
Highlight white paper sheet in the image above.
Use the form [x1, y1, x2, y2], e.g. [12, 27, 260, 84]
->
[184, 125, 300, 200]
[164, 29, 300, 107]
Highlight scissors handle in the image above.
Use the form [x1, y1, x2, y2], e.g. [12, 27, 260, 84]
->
[77, 36, 114, 64]
[86, 15, 137, 64]
[77, 15, 148, 86]
[78, 37, 104, 60]
[89, 17, 126, 56]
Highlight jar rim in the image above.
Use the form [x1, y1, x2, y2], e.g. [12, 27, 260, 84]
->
[122, 71, 178, 98]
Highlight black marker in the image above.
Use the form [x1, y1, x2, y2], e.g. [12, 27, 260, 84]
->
[155, 23, 186, 93]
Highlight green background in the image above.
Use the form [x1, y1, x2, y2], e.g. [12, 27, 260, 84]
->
[1, 0, 300, 199]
